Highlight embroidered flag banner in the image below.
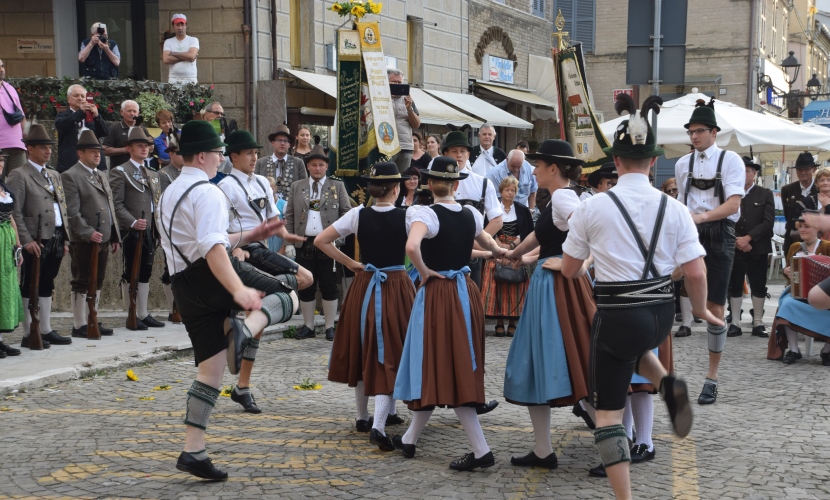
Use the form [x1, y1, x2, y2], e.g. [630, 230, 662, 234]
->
[356, 21, 400, 159]
[335, 29, 362, 177]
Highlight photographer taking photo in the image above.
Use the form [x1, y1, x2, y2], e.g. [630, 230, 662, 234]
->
[78, 22, 120, 80]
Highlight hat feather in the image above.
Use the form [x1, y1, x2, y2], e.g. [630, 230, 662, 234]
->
[614, 93, 637, 116]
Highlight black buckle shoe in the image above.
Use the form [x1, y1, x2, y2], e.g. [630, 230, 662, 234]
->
[661, 375, 692, 437]
[294, 325, 316, 340]
[510, 451, 558, 469]
[21, 336, 50, 349]
[475, 400, 499, 415]
[572, 401, 595, 429]
[72, 325, 88, 338]
[782, 350, 802, 365]
[230, 389, 262, 414]
[392, 434, 416, 458]
[325, 327, 335, 341]
[0, 341, 21, 356]
[176, 451, 228, 481]
[0, 350, 6, 358]
[355, 417, 373, 432]
[820, 352, 830, 366]
[589, 463, 607, 477]
[697, 381, 718, 405]
[726, 324, 742, 337]
[630, 443, 656, 463]
[449, 451, 495, 471]
[751, 325, 768, 338]
[141, 314, 166, 328]
[42, 330, 72, 345]
[99, 323, 114, 336]
[674, 326, 692, 338]
[385, 413, 405, 426]
[369, 429, 395, 451]
[225, 313, 252, 376]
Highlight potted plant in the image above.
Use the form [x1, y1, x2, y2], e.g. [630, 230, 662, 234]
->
[134, 91, 172, 136]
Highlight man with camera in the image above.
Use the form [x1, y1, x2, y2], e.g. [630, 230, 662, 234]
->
[78, 23, 120, 80]
[55, 85, 109, 173]
[387, 68, 420, 173]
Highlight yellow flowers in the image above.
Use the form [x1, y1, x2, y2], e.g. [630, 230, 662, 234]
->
[126, 369, 139, 381]
[294, 378, 322, 390]
[219, 386, 233, 397]
[152, 385, 171, 391]
[350, 5, 366, 17]
[332, 3, 342, 12]
[329, 1, 382, 20]
[138, 396, 155, 401]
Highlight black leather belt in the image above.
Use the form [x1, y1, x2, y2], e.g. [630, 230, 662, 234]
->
[691, 178, 718, 190]
[594, 276, 674, 309]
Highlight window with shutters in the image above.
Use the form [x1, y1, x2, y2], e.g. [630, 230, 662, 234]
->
[532, 0, 545, 18]
[554, 0, 596, 53]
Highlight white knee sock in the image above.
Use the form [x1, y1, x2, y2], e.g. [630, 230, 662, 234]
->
[388, 399, 398, 416]
[622, 395, 634, 440]
[22, 298, 30, 333]
[372, 394, 392, 435]
[137, 282, 150, 319]
[680, 296, 692, 328]
[162, 283, 175, 311]
[454, 406, 490, 458]
[354, 381, 369, 421]
[402, 410, 433, 445]
[631, 392, 654, 451]
[120, 281, 130, 311]
[751, 296, 766, 326]
[300, 301, 316, 329]
[39, 296, 53, 334]
[527, 405, 553, 457]
[322, 299, 338, 330]
[784, 326, 800, 353]
[729, 296, 743, 326]
[95, 290, 101, 312]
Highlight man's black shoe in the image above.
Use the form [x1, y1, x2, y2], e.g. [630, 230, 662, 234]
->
[72, 325, 88, 338]
[0, 349, 6, 358]
[674, 326, 692, 338]
[751, 325, 768, 338]
[630, 444, 655, 463]
[355, 418, 373, 432]
[0, 341, 21, 356]
[589, 463, 607, 477]
[99, 323, 114, 336]
[386, 414, 405, 426]
[369, 429, 395, 451]
[325, 327, 335, 341]
[230, 389, 261, 414]
[450, 451, 495, 471]
[42, 330, 72, 345]
[674, 312, 682, 322]
[821, 352, 830, 366]
[572, 401, 595, 429]
[392, 434, 416, 458]
[475, 400, 499, 415]
[294, 325, 315, 339]
[693, 316, 702, 323]
[697, 381, 718, 405]
[782, 350, 802, 365]
[726, 324, 742, 337]
[176, 451, 228, 481]
[661, 375, 692, 437]
[225, 313, 252, 376]
[127, 318, 148, 331]
[21, 336, 50, 349]
[141, 315, 165, 328]
[510, 451, 558, 469]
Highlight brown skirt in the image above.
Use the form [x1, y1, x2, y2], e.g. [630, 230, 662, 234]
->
[766, 316, 826, 360]
[405, 276, 486, 411]
[629, 335, 674, 394]
[327, 269, 415, 395]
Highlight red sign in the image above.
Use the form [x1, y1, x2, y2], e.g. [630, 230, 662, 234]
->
[613, 89, 634, 102]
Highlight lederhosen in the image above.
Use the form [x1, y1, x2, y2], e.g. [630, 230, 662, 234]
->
[589, 192, 674, 410]
[19, 170, 67, 299]
[457, 178, 489, 288]
[119, 165, 158, 284]
[296, 182, 339, 302]
[224, 174, 299, 282]
[160, 180, 294, 365]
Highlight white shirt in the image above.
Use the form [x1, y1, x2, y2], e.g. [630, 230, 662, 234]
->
[158, 167, 230, 275]
[164, 35, 199, 82]
[801, 179, 815, 198]
[405, 203, 484, 237]
[129, 158, 154, 214]
[471, 146, 498, 177]
[455, 163, 504, 221]
[502, 203, 517, 223]
[218, 168, 279, 232]
[305, 176, 327, 236]
[564, 173, 706, 282]
[675, 143, 745, 223]
[270, 153, 286, 178]
[332, 204, 396, 237]
[551, 188, 581, 232]
[28, 160, 63, 228]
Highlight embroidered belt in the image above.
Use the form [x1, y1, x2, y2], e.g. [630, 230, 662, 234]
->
[690, 178, 718, 190]
[593, 275, 674, 309]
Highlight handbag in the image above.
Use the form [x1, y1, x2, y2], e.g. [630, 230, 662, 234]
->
[1, 83, 24, 126]
[494, 263, 528, 284]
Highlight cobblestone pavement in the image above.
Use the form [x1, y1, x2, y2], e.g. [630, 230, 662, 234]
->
[1, 289, 829, 499]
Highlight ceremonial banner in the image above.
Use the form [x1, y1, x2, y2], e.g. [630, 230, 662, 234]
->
[553, 46, 611, 171]
[335, 29, 362, 176]
[355, 21, 400, 159]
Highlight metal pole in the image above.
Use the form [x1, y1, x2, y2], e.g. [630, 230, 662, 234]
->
[651, 0, 662, 135]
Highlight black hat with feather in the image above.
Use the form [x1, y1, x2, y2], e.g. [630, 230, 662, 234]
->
[603, 94, 664, 159]
[684, 98, 720, 131]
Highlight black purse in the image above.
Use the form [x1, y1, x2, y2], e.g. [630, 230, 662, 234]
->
[493, 263, 528, 284]
[1, 83, 24, 126]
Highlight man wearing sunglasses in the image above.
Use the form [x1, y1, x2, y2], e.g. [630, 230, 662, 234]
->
[675, 99, 744, 406]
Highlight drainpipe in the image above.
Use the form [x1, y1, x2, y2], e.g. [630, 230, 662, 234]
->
[252, 4, 259, 138]
[271, 0, 278, 79]
[747, 0, 757, 111]
[243, 0, 252, 130]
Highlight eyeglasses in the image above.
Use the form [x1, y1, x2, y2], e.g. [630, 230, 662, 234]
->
[274, 139, 291, 144]
[206, 110, 224, 117]
[686, 128, 712, 136]
[666, 188, 678, 194]
[205, 150, 224, 157]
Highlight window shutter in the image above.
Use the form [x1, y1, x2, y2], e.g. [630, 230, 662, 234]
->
[554, 0, 574, 36]
[575, 0, 595, 53]
[533, 0, 545, 18]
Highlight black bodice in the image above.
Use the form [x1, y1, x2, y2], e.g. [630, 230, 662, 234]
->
[421, 205, 476, 272]
[357, 207, 408, 268]
[535, 202, 568, 259]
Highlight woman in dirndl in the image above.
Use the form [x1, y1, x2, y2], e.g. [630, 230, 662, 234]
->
[0, 152, 23, 358]
[502, 140, 597, 469]
[481, 176, 533, 337]
[392, 156, 507, 471]
[315, 162, 416, 450]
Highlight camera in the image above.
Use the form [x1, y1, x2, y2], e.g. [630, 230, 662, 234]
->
[97, 25, 107, 44]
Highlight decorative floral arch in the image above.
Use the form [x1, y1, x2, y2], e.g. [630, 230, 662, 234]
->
[474, 26, 518, 69]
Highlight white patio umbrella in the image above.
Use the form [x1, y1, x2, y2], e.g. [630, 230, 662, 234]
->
[600, 93, 830, 159]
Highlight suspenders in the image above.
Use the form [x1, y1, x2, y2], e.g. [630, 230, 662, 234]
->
[226, 174, 269, 222]
[605, 191, 668, 280]
[684, 150, 726, 206]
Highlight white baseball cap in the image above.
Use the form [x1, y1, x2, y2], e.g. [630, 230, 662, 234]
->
[171, 13, 187, 24]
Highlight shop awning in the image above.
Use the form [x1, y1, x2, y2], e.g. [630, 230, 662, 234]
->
[422, 89, 534, 129]
[803, 100, 830, 127]
[410, 88, 484, 127]
[474, 81, 557, 109]
[284, 68, 337, 97]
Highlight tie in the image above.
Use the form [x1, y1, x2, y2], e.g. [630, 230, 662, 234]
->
[42, 169, 54, 193]
[699, 152, 706, 161]
[312, 181, 320, 199]
[93, 169, 101, 183]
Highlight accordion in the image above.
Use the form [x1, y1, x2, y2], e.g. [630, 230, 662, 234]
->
[791, 254, 830, 299]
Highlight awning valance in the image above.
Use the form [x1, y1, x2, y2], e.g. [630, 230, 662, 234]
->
[283, 68, 337, 97]
[422, 89, 534, 129]
[474, 81, 557, 109]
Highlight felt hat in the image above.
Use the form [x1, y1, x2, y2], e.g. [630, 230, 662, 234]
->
[178, 120, 227, 156]
[267, 124, 292, 143]
[587, 162, 618, 188]
[684, 98, 720, 131]
[361, 161, 401, 180]
[75, 129, 103, 150]
[223, 130, 262, 155]
[125, 127, 153, 145]
[23, 124, 55, 145]
[603, 94, 665, 159]
[742, 156, 761, 171]
[527, 139, 584, 165]
[441, 131, 472, 154]
[304, 144, 329, 163]
[421, 155, 468, 180]
[793, 152, 819, 169]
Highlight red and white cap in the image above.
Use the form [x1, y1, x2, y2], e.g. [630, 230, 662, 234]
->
[171, 13, 187, 24]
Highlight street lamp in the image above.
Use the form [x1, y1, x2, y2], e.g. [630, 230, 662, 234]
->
[781, 51, 801, 88]
[757, 51, 804, 117]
